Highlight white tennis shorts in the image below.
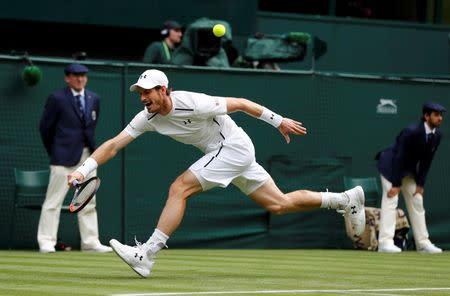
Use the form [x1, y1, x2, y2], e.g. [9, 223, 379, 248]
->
[189, 130, 270, 195]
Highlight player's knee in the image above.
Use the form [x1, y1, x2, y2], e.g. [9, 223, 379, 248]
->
[168, 177, 194, 200]
[168, 179, 187, 200]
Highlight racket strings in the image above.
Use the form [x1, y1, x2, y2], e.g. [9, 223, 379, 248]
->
[73, 181, 97, 205]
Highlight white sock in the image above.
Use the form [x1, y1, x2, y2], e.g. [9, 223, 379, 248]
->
[320, 191, 348, 209]
[145, 229, 169, 254]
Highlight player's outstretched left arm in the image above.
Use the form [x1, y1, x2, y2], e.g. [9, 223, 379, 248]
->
[226, 97, 307, 143]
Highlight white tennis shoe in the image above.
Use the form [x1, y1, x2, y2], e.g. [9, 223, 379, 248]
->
[109, 238, 155, 278]
[417, 242, 442, 254]
[378, 242, 402, 253]
[39, 244, 56, 253]
[81, 243, 112, 253]
[338, 186, 366, 236]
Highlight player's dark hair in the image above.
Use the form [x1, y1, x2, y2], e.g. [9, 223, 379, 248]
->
[154, 85, 171, 95]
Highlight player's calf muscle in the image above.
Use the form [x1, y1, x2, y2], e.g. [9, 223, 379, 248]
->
[265, 191, 317, 214]
[264, 195, 295, 215]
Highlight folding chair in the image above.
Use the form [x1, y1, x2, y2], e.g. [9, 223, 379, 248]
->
[10, 169, 49, 248]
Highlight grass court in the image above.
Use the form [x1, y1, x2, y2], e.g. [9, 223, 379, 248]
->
[1, 249, 449, 296]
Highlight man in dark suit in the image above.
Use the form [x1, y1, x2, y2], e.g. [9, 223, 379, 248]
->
[38, 63, 111, 253]
[376, 102, 445, 253]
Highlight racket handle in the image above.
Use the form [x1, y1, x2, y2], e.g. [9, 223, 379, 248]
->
[72, 179, 79, 187]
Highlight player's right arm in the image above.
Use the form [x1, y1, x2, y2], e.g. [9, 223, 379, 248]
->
[91, 131, 135, 165]
[68, 110, 150, 185]
[68, 131, 135, 185]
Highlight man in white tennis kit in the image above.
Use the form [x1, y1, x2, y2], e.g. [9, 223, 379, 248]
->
[68, 69, 365, 278]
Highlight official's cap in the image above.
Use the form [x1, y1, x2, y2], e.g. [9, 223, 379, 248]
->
[129, 69, 169, 92]
[161, 20, 183, 36]
[64, 63, 89, 75]
[164, 20, 182, 30]
[423, 101, 446, 113]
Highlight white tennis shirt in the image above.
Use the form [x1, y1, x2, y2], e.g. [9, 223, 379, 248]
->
[124, 91, 243, 153]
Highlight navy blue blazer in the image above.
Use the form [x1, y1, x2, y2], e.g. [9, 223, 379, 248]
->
[376, 122, 441, 187]
[40, 87, 100, 166]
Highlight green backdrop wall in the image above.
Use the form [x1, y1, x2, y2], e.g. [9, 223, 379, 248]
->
[1, 56, 449, 250]
[0, 0, 257, 35]
[2, 2, 449, 74]
[257, 12, 450, 75]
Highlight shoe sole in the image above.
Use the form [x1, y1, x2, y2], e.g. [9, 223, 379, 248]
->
[378, 249, 402, 253]
[418, 250, 443, 254]
[109, 239, 149, 278]
[81, 246, 113, 253]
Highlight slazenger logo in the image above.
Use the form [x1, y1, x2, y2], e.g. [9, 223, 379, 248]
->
[377, 98, 397, 114]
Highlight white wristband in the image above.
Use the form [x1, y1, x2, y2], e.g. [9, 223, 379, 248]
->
[259, 107, 283, 128]
[76, 157, 98, 178]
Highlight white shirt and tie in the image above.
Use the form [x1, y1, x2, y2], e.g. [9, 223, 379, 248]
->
[71, 89, 86, 118]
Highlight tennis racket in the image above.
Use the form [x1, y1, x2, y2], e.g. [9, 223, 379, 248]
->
[69, 177, 101, 213]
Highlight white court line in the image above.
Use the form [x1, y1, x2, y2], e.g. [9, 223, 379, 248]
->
[111, 287, 450, 296]
[336, 292, 404, 296]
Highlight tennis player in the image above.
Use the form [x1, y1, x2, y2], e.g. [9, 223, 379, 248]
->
[68, 69, 365, 277]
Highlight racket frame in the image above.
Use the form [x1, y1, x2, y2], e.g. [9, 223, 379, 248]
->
[69, 177, 101, 213]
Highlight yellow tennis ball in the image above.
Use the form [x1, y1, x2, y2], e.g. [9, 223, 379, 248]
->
[213, 24, 226, 37]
